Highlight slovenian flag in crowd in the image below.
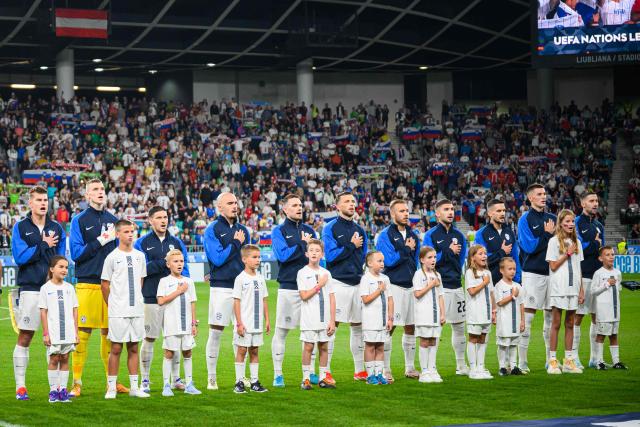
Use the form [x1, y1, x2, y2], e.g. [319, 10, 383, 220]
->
[332, 134, 349, 144]
[79, 121, 96, 134]
[258, 233, 272, 246]
[461, 127, 483, 141]
[421, 125, 442, 139]
[431, 163, 445, 176]
[153, 117, 176, 132]
[307, 132, 323, 141]
[468, 106, 492, 117]
[402, 127, 421, 141]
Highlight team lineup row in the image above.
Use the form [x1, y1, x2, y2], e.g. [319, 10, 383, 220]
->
[10, 180, 626, 401]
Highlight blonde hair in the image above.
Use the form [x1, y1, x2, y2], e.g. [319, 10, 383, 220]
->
[365, 250, 383, 271]
[165, 249, 184, 262]
[241, 244, 260, 257]
[555, 209, 578, 255]
[467, 244, 487, 279]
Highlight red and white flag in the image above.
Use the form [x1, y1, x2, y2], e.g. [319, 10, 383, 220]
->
[55, 8, 108, 39]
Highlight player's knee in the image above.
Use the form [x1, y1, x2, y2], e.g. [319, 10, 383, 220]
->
[145, 337, 156, 343]
[182, 350, 192, 358]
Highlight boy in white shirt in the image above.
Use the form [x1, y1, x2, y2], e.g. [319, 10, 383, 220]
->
[297, 239, 336, 390]
[39, 256, 79, 403]
[157, 249, 200, 396]
[232, 244, 270, 393]
[101, 219, 149, 399]
[591, 246, 627, 370]
[494, 258, 525, 376]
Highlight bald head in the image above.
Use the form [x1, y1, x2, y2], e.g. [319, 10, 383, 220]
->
[217, 192, 238, 222]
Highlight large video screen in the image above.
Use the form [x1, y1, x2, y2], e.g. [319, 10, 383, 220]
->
[535, 0, 640, 65]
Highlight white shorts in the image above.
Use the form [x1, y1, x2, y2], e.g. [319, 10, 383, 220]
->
[443, 288, 466, 324]
[596, 321, 619, 336]
[522, 272, 549, 310]
[549, 295, 578, 311]
[17, 291, 41, 331]
[144, 303, 164, 339]
[467, 323, 491, 335]
[496, 336, 520, 347]
[233, 332, 264, 348]
[363, 329, 389, 343]
[333, 280, 362, 324]
[163, 334, 196, 351]
[275, 289, 301, 329]
[415, 325, 441, 338]
[108, 317, 145, 343]
[47, 343, 76, 356]
[208, 288, 234, 327]
[300, 329, 332, 343]
[577, 278, 594, 315]
[390, 284, 414, 326]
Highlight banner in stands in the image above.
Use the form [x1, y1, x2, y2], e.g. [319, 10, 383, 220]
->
[614, 255, 640, 274]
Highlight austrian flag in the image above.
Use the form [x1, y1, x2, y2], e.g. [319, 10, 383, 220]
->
[55, 8, 108, 39]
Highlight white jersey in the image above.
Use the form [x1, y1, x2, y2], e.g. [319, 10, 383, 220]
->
[591, 267, 622, 322]
[38, 281, 79, 345]
[412, 269, 443, 327]
[600, 0, 633, 25]
[494, 280, 523, 338]
[464, 269, 493, 325]
[359, 271, 392, 331]
[539, 2, 584, 27]
[101, 248, 147, 318]
[157, 275, 197, 336]
[232, 270, 268, 333]
[297, 265, 334, 331]
[546, 236, 583, 297]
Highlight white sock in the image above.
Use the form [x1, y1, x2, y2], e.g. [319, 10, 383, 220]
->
[272, 327, 288, 377]
[235, 362, 245, 382]
[550, 350, 557, 360]
[350, 325, 364, 373]
[327, 339, 334, 372]
[140, 340, 154, 382]
[310, 347, 317, 375]
[13, 345, 29, 389]
[519, 312, 534, 368]
[589, 323, 597, 363]
[498, 346, 508, 369]
[319, 366, 327, 381]
[107, 375, 117, 392]
[566, 350, 573, 360]
[402, 334, 416, 372]
[365, 361, 374, 376]
[451, 323, 467, 369]
[129, 375, 139, 391]
[249, 363, 259, 383]
[573, 325, 582, 362]
[183, 357, 193, 384]
[172, 351, 181, 382]
[428, 345, 437, 371]
[163, 357, 172, 386]
[467, 342, 477, 370]
[48, 370, 58, 392]
[543, 310, 552, 363]
[60, 370, 69, 390]
[610, 345, 620, 364]
[384, 339, 392, 372]
[509, 346, 517, 369]
[595, 342, 604, 363]
[477, 343, 487, 370]
[206, 329, 222, 381]
[302, 365, 311, 381]
[419, 346, 428, 372]
[375, 361, 383, 376]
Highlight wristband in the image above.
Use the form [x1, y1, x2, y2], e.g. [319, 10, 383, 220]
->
[43, 331, 49, 337]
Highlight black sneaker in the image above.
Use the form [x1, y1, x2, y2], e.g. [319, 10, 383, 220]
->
[510, 367, 523, 376]
[318, 379, 336, 389]
[612, 362, 628, 370]
[250, 381, 268, 393]
[499, 368, 509, 376]
[233, 381, 247, 394]
[597, 362, 608, 371]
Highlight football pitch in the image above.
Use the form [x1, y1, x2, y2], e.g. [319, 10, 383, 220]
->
[0, 278, 639, 427]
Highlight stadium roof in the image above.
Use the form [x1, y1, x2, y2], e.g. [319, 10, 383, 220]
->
[0, 0, 532, 77]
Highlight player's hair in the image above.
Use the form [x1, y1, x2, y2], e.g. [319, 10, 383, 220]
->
[365, 250, 383, 268]
[487, 199, 504, 209]
[47, 255, 69, 280]
[115, 219, 135, 231]
[29, 186, 47, 198]
[85, 178, 103, 189]
[165, 249, 184, 262]
[526, 183, 544, 195]
[580, 191, 598, 201]
[307, 238, 324, 251]
[555, 209, 578, 255]
[467, 244, 487, 279]
[148, 205, 167, 218]
[599, 245, 614, 256]
[389, 199, 407, 211]
[336, 191, 354, 203]
[283, 193, 301, 205]
[435, 199, 452, 209]
[499, 257, 516, 270]
[241, 244, 260, 257]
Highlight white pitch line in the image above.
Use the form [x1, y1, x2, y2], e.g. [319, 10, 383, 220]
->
[0, 306, 10, 310]
[0, 421, 26, 427]
[0, 317, 10, 321]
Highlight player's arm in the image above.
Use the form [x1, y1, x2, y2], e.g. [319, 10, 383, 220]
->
[438, 294, 446, 325]
[517, 215, 540, 256]
[11, 223, 42, 265]
[56, 227, 66, 256]
[490, 289, 497, 323]
[73, 306, 79, 344]
[386, 293, 394, 331]
[134, 237, 167, 276]
[519, 300, 525, 331]
[376, 230, 404, 267]
[233, 298, 245, 336]
[204, 224, 234, 267]
[70, 216, 102, 263]
[547, 241, 571, 272]
[101, 280, 110, 304]
[422, 230, 443, 262]
[591, 272, 609, 296]
[272, 227, 304, 263]
[458, 231, 468, 269]
[191, 301, 198, 337]
[496, 289, 515, 306]
[40, 308, 51, 346]
[466, 271, 491, 296]
[327, 291, 336, 335]
[512, 238, 522, 283]
[179, 238, 191, 278]
[322, 224, 354, 263]
[263, 296, 270, 334]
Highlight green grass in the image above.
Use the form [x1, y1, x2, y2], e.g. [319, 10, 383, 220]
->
[0, 277, 639, 426]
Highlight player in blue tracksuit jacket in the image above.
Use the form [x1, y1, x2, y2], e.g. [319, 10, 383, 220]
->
[11, 186, 65, 399]
[270, 194, 317, 386]
[133, 205, 190, 391]
[375, 199, 420, 380]
[574, 191, 605, 368]
[422, 199, 469, 375]
[203, 192, 249, 389]
[322, 192, 368, 378]
[474, 199, 521, 286]
[516, 183, 557, 372]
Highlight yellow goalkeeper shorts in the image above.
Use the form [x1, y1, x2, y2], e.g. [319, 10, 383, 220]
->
[76, 283, 108, 329]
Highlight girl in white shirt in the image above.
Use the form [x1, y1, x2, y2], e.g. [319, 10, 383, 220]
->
[545, 209, 584, 375]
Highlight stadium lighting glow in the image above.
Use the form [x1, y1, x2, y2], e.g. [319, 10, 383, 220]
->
[10, 84, 35, 89]
[96, 86, 120, 92]
[53, 85, 79, 90]
[138, 87, 146, 92]
[312, 66, 317, 70]
[94, 67, 104, 72]
[39, 66, 48, 70]
[419, 66, 428, 70]
[149, 69, 158, 74]
[92, 58, 102, 63]
[206, 63, 216, 67]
